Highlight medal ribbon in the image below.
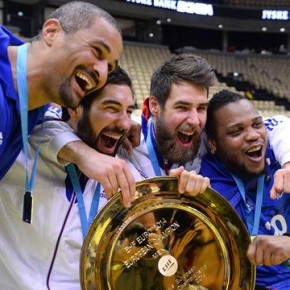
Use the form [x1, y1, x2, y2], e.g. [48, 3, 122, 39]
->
[17, 43, 44, 224]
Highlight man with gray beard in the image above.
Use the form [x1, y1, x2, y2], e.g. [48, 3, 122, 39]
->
[122, 54, 215, 193]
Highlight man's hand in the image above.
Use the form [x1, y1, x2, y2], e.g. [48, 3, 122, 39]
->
[169, 166, 210, 195]
[247, 235, 290, 266]
[58, 141, 136, 207]
[270, 162, 290, 199]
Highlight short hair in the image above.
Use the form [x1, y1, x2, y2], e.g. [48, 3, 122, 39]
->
[150, 53, 216, 108]
[62, 66, 132, 121]
[205, 89, 247, 138]
[47, 1, 121, 34]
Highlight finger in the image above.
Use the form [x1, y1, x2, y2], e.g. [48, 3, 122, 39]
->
[247, 239, 261, 265]
[107, 171, 119, 198]
[101, 177, 113, 200]
[169, 166, 185, 178]
[181, 172, 209, 195]
[178, 170, 191, 193]
[189, 176, 210, 195]
[116, 165, 136, 208]
[270, 170, 284, 199]
[255, 240, 267, 266]
[263, 250, 273, 266]
[283, 170, 290, 192]
[122, 163, 136, 201]
[270, 252, 286, 265]
[116, 170, 131, 208]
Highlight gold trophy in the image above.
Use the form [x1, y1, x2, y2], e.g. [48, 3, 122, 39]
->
[80, 177, 255, 290]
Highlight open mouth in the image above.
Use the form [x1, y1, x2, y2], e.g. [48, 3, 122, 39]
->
[177, 130, 195, 145]
[102, 132, 121, 148]
[245, 145, 263, 158]
[97, 132, 125, 155]
[75, 71, 96, 93]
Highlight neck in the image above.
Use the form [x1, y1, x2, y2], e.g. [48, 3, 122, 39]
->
[10, 42, 49, 110]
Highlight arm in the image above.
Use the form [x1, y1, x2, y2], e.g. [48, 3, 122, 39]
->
[57, 141, 136, 207]
[265, 115, 290, 166]
[270, 162, 290, 199]
[29, 119, 80, 165]
[264, 115, 290, 199]
[31, 106, 136, 207]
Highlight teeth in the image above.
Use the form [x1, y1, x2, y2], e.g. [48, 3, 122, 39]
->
[103, 133, 121, 140]
[247, 145, 262, 153]
[76, 72, 94, 90]
[179, 130, 194, 136]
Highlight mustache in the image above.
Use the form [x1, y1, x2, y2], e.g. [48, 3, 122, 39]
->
[102, 128, 128, 136]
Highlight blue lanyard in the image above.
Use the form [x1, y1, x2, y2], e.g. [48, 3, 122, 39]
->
[17, 43, 44, 224]
[232, 174, 264, 236]
[66, 163, 101, 239]
[146, 121, 162, 176]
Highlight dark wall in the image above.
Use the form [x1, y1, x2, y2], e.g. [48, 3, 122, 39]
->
[162, 25, 223, 51]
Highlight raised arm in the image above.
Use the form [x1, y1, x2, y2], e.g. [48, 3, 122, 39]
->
[265, 115, 290, 199]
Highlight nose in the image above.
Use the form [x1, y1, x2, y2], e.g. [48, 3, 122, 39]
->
[187, 109, 200, 126]
[93, 60, 109, 90]
[245, 127, 260, 141]
[116, 112, 131, 131]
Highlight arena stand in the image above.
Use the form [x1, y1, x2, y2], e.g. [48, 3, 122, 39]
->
[121, 42, 290, 118]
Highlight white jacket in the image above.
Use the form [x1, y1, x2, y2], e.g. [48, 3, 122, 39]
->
[0, 118, 142, 290]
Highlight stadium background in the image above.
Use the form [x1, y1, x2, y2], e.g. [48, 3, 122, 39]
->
[2, 0, 290, 117]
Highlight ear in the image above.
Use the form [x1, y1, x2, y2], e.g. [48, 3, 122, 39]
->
[149, 96, 159, 117]
[207, 136, 217, 153]
[67, 106, 83, 121]
[42, 19, 62, 46]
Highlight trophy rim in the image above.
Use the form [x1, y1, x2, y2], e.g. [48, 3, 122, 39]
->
[80, 176, 256, 290]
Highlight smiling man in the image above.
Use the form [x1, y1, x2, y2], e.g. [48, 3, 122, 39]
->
[0, 66, 139, 289]
[124, 53, 214, 194]
[200, 89, 290, 289]
[0, 0, 123, 182]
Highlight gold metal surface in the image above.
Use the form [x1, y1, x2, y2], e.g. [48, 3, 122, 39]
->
[80, 177, 255, 290]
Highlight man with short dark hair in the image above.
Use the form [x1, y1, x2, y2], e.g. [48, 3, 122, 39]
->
[0, 1, 137, 206]
[0, 66, 138, 289]
[200, 89, 290, 289]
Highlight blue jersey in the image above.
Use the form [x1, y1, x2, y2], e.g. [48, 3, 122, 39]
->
[201, 145, 290, 289]
[0, 26, 45, 179]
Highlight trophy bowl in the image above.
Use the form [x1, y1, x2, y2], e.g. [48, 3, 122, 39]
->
[80, 176, 255, 290]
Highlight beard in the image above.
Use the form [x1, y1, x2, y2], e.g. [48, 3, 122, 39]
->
[76, 112, 126, 157]
[76, 114, 98, 151]
[154, 118, 201, 164]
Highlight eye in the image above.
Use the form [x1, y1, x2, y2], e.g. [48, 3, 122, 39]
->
[198, 106, 207, 113]
[106, 105, 118, 113]
[93, 47, 102, 58]
[228, 128, 241, 136]
[127, 109, 134, 116]
[176, 105, 188, 111]
[108, 63, 114, 74]
[253, 121, 264, 128]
